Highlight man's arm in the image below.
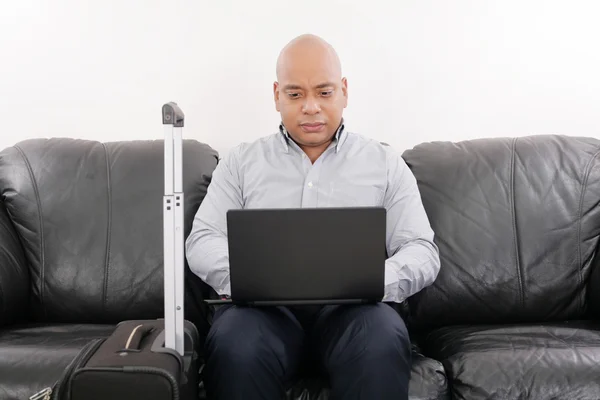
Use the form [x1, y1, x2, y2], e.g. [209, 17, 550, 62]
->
[185, 149, 243, 296]
[382, 147, 441, 303]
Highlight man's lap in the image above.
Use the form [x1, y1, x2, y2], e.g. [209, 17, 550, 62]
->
[206, 302, 410, 368]
[208, 303, 406, 332]
[203, 303, 412, 399]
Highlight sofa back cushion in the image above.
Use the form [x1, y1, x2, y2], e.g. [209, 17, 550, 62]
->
[0, 138, 218, 324]
[402, 135, 600, 329]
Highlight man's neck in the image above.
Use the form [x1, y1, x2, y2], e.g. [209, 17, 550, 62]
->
[301, 141, 332, 163]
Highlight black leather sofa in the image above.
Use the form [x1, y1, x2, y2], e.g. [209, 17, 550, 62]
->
[0, 134, 599, 400]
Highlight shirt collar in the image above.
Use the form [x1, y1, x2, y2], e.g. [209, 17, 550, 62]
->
[278, 119, 346, 153]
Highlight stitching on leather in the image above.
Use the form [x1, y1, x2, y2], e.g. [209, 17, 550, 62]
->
[510, 138, 525, 308]
[14, 145, 47, 318]
[577, 146, 600, 314]
[102, 143, 113, 312]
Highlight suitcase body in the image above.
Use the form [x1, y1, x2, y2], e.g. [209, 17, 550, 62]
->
[66, 319, 199, 400]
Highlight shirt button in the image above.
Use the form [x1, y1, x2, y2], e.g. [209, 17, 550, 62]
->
[308, 182, 313, 188]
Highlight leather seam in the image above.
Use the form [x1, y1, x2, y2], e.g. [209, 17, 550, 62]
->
[102, 143, 113, 312]
[510, 138, 525, 308]
[14, 145, 47, 318]
[578, 147, 600, 313]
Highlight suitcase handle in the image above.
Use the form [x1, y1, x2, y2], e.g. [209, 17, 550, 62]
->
[120, 324, 154, 352]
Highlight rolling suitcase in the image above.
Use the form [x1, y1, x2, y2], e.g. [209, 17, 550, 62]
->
[29, 103, 198, 400]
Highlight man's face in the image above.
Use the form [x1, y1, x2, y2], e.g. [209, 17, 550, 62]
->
[274, 56, 348, 148]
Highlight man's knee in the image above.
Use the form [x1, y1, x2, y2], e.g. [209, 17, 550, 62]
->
[361, 304, 411, 359]
[323, 304, 412, 399]
[206, 306, 269, 367]
[326, 304, 411, 367]
[205, 306, 303, 374]
[364, 304, 409, 338]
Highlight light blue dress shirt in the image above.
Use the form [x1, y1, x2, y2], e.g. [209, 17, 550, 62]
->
[185, 123, 441, 303]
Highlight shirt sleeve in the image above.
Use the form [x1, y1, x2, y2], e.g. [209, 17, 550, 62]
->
[382, 147, 441, 303]
[185, 148, 243, 296]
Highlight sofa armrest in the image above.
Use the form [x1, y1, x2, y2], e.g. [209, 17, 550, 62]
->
[0, 201, 29, 326]
[587, 244, 600, 318]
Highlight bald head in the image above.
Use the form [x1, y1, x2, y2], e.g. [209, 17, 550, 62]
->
[276, 34, 342, 81]
[273, 34, 348, 161]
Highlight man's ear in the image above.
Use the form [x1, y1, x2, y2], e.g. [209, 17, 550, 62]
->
[273, 81, 280, 112]
[341, 77, 348, 108]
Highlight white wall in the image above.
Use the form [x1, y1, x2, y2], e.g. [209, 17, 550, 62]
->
[1, 0, 599, 157]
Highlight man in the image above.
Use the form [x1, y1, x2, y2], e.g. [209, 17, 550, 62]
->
[186, 34, 440, 400]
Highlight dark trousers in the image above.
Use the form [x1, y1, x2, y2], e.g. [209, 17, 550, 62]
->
[203, 303, 412, 400]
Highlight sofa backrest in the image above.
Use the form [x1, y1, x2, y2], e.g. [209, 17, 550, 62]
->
[0, 138, 218, 325]
[402, 135, 600, 330]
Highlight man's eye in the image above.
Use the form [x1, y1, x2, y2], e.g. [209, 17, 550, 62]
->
[321, 91, 333, 96]
[287, 93, 300, 98]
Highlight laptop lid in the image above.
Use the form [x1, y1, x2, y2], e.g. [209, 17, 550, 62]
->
[226, 207, 386, 304]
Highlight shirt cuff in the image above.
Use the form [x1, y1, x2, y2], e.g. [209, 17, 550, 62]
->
[216, 281, 231, 297]
[382, 262, 407, 303]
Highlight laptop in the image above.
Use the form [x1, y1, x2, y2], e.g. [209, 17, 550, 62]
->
[205, 207, 386, 306]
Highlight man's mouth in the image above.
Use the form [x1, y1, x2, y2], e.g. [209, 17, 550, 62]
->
[300, 122, 325, 133]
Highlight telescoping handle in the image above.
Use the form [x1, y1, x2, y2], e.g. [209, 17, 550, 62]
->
[162, 102, 185, 356]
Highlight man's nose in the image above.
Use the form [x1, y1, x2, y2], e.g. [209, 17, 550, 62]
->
[302, 97, 321, 114]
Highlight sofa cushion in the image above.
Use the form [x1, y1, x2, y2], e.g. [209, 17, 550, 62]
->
[402, 135, 600, 329]
[198, 348, 449, 400]
[0, 323, 115, 400]
[0, 139, 219, 327]
[422, 321, 600, 400]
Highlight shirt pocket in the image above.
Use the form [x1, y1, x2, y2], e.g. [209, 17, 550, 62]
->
[326, 182, 385, 207]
